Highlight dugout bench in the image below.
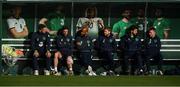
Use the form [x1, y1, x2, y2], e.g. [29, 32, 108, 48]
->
[1, 38, 180, 75]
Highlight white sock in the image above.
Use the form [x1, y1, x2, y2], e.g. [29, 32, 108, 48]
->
[88, 65, 92, 71]
[54, 67, 58, 72]
[69, 68, 72, 71]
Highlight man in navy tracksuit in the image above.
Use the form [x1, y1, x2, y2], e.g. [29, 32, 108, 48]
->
[31, 24, 51, 75]
[53, 26, 74, 75]
[145, 27, 163, 75]
[97, 27, 117, 75]
[120, 25, 143, 75]
[75, 25, 96, 76]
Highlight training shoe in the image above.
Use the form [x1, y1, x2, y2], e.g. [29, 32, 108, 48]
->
[107, 70, 115, 76]
[34, 70, 39, 76]
[87, 66, 97, 76]
[90, 71, 97, 76]
[100, 71, 107, 76]
[53, 71, 61, 76]
[68, 70, 74, 76]
[156, 70, 163, 75]
[44, 70, 50, 76]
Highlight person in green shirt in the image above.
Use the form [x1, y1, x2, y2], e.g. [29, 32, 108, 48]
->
[131, 9, 152, 39]
[39, 5, 65, 36]
[153, 9, 171, 39]
[112, 9, 132, 39]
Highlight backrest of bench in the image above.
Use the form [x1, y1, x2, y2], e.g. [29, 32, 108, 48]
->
[2, 38, 180, 61]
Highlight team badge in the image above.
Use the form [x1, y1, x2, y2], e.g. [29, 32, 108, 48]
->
[36, 38, 39, 41]
[109, 39, 113, 43]
[87, 40, 90, 46]
[67, 38, 70, 42]
[103, 39, 105, 43]
[128, 38, 131, 41]
[80, 41, 82, 46]
[39, 42, 44, 47]
[43, 37, 46, 40]
[154, 39, 157, 43]
[135, 38, 139, 41]
[148, 39, 152, 44]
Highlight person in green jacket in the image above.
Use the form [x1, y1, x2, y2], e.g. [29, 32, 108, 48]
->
[131, 9, 152, 39]
[112, 9, 132, 39]
[153, 9, 171, 39]
[39, 5, 65, 36]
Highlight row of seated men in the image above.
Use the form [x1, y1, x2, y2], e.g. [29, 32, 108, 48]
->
[30, 24, 163, 76]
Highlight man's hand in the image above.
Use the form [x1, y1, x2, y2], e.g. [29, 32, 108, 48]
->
[76, 42, 81, 46]
[33, 50, 39, 57]
[46, 50, 51, 58]
[92, 39, 96, 42]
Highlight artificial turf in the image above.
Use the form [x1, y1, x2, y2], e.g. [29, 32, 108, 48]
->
[0, 75, 180, 86]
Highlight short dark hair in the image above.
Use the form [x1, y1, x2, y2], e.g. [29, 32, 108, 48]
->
[104, 27, 112, 31]
[57, 26, 69, 35]
[148, 26, 156, 32]
[38, 24, 46, 30]
[126, 25, 138, 34]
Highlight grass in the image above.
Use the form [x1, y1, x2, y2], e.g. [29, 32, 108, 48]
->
[0, 75, 180, 86]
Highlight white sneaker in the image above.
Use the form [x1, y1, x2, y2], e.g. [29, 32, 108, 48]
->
[90, 71, 97, 76]
[44, 70, 50, 75]
[100, 72, 107, 76]
[88, 66, 93, 72]
[34, 70, 39, 76]
[54, 72, 61, 76]
[156, 70, 163, 75]
[68, 70, 74, 76]
[87, 66, 97, 76]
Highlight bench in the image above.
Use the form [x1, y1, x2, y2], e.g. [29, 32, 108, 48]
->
[1, 38, 180, 75]
[2, 38, 180, 60]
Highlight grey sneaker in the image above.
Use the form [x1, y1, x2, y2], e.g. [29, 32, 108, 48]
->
[156, 70, 163, 75]
[44, 70, 50, 76]
[34, 70, 39, 76]
[68, 70, 74, 76]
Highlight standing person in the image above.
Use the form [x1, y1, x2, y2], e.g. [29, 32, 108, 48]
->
[97, 27, 117, 76]
[119, 25, 143, 75]
[153, 9, 171, 39]
[76, 6, 104, 39]
[75, 25, 96, 76]
[131, 9, 152, 39]
[39, 5, 65, 36]
[144, 27, 163, 75]
[112, 9, 132, 39]
[53, 26, 74, 76]
[31, 24, 51, 75]
[7, 6, 29, 38]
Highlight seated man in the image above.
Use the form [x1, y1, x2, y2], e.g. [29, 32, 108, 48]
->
[31, 24, 51, 75]
[145, 27, 163, 75]
[119, 25, 143, 75]
[75, 25, 96, 76]
[53, 26, 74, 76]
[97, 27, 117, 76]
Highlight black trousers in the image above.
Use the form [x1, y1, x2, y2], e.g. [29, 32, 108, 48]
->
[78, 52, 92, 69]
[100, 51, 114, 71]
[145, 51, 163, 71]
[32, 50, 51, 71]
[123, 51, 143, 73]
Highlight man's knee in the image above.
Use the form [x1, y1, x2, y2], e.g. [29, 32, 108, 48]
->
[54, 52, 62, 59]
[67, 56, 73, 65]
